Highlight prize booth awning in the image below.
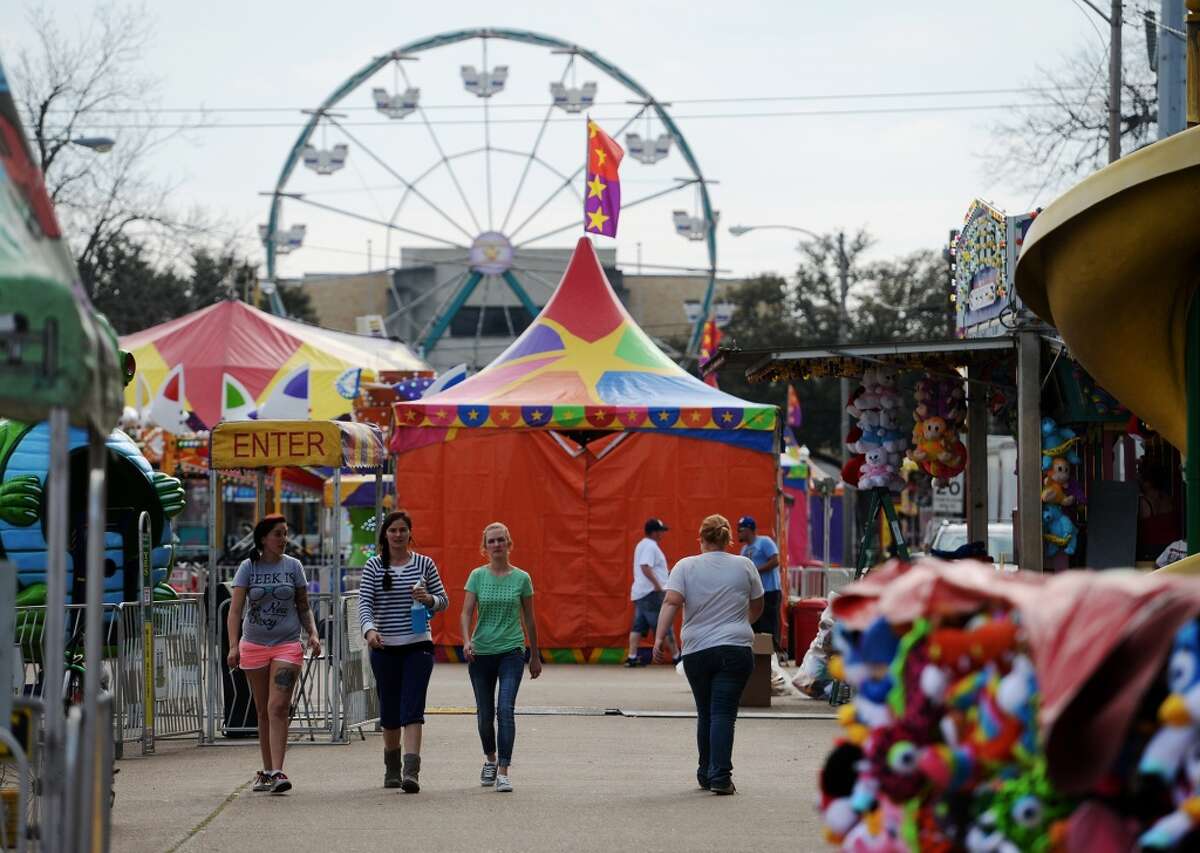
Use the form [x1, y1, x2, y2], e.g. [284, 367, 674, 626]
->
[121, 300, 430, 431]
[391, 237, 779, 655]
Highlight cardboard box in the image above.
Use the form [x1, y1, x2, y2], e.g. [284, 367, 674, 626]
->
[740, 633, 775, 708]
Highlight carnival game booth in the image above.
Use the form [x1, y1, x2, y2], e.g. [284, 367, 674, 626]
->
[120, 299, 431, 431]
[205, 419, 386, 743]
[392, 238, 780, 662]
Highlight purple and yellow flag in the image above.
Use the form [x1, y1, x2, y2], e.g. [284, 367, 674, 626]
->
[584, 117, 623, 237]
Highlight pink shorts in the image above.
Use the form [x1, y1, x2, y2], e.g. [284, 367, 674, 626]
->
[239, 639, 303, 670]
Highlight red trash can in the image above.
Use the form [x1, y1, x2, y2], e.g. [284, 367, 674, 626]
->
[789, 597, 828, 662]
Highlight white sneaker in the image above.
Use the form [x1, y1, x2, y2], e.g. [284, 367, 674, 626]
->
[495, 774, 513, 792]
[480, 761, 497, 787]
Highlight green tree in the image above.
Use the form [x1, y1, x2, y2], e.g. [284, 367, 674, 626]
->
[705, 235, 953, 458]
[257, 284, 318, 325]
[82, 236, 190, 334]
[855, 249, 954, 341]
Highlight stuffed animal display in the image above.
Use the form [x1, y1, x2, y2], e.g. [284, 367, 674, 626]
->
[820, 594, 1069, 850]
[907, 374, 967, 487]
[847, 367, 906, 491]
[820, 561, 1200, 852]
[1039, 418, 1084, 558]
[1138, 619, 1200, 849]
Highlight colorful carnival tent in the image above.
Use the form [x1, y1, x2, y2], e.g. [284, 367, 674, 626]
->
[391, 237, 779, 656]
[120, 299, 430, 431]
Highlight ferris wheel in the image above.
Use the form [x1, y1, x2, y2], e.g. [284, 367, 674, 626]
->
[262, 28, 718, 366]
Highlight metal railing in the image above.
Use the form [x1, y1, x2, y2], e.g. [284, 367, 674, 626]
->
[112, 600, 204, 757]
[212, 594, 343, 741]
[340, 593, 378, 732]
[14, 600, 205, 759]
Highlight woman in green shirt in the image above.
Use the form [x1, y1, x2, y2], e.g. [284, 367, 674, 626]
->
[460, 522, 541, 793]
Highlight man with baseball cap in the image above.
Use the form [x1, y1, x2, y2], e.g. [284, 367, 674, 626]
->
[737, 516, 782, 657]
[627, 518, 678, 667]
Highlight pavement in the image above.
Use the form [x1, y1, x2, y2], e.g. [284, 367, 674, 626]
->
[110, 663, 839, 853]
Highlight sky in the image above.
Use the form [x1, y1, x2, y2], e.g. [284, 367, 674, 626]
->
[6, 1, 1104, 288]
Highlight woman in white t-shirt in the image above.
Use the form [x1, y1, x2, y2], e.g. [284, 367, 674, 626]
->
[653, 514, 764, 795]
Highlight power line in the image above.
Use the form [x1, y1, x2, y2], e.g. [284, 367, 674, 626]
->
[44, 85, 1095, 116]
[58, 101, 1068, 132]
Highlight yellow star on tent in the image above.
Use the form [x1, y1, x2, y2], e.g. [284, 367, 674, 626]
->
[588, 120, 598, 139]
[587, 175, 606, 199]
[488, 318, 677, 404]
[657, 411, 671, 422]
[593, 147, 606, 168]
[586, 208, 610, 232]
[530, 410, 544, 421]
[467, 409, 480, 421]
[721, 411, 734, 423]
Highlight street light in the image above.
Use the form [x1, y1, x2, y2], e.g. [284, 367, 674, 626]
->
[728, 223, 820, 240]
[69, 136, 116, 153]
[730, 221, 857, 565]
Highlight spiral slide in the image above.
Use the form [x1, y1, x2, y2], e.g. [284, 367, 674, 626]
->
[1015, 123, 1200, 571]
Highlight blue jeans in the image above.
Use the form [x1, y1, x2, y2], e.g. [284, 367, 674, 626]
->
[369, 641, 434, 729]
[682, 645, 754, 787]
[468, 649, 524, 765]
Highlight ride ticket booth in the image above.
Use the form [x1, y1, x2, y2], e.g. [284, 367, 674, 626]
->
[204, 420, 386, 744]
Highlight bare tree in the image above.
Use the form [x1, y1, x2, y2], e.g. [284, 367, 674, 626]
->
[986, 19, 1158, 201]
[9, 2, 211, 291]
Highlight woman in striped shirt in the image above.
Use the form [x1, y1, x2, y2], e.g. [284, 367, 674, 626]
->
[358, 510, 448, 792]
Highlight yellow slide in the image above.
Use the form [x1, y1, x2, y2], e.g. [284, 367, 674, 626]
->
[1015, 124, 1200, 454]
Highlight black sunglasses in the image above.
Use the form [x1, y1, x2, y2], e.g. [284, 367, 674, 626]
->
[382, 571, 395, 591]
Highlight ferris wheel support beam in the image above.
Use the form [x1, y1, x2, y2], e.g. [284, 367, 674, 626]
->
[325, 116, 476, 242]
[384, 146, 580, 264]
[508, 265, 562, 294]
[417, 108, 485, 234]
[421, 271, 484, 357]
[501, 54, 575, 233]
[275, 192, 467, 249]
[500, 270, 540, 318]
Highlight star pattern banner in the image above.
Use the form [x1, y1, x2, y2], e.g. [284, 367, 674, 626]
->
[583, 117, 623, 237]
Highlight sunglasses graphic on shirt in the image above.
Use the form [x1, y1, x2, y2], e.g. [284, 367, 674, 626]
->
[248, 585, 295, 603]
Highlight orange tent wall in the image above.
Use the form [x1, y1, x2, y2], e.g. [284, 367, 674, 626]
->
[394, 430, 779, 650]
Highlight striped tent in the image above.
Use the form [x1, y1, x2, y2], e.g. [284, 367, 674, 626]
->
[120, 300, 430, 431]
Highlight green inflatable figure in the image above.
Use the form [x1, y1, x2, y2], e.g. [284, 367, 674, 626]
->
[0, 342, 185, 614]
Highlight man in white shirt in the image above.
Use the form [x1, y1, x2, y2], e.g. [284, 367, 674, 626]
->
[627, 518, 678, 667]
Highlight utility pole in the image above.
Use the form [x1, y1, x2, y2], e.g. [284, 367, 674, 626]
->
[1160, 0, 1187, 137]
[835, 231, 855, 568]
[1109, 0, 1124, 162]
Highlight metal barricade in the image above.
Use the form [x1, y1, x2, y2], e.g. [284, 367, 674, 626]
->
[113, 600, 204, 756]
[339, 593, 378, 733]
[14, 604, 116, 709]
[13, 601, 204, 760]
[211, 593, 343, 742]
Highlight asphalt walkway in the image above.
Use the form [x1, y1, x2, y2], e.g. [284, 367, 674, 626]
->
[111, 664, 837, 853]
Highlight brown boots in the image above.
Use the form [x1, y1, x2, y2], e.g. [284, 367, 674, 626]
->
[401, 753, 421, 793]
[383, 749, 403, 788]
